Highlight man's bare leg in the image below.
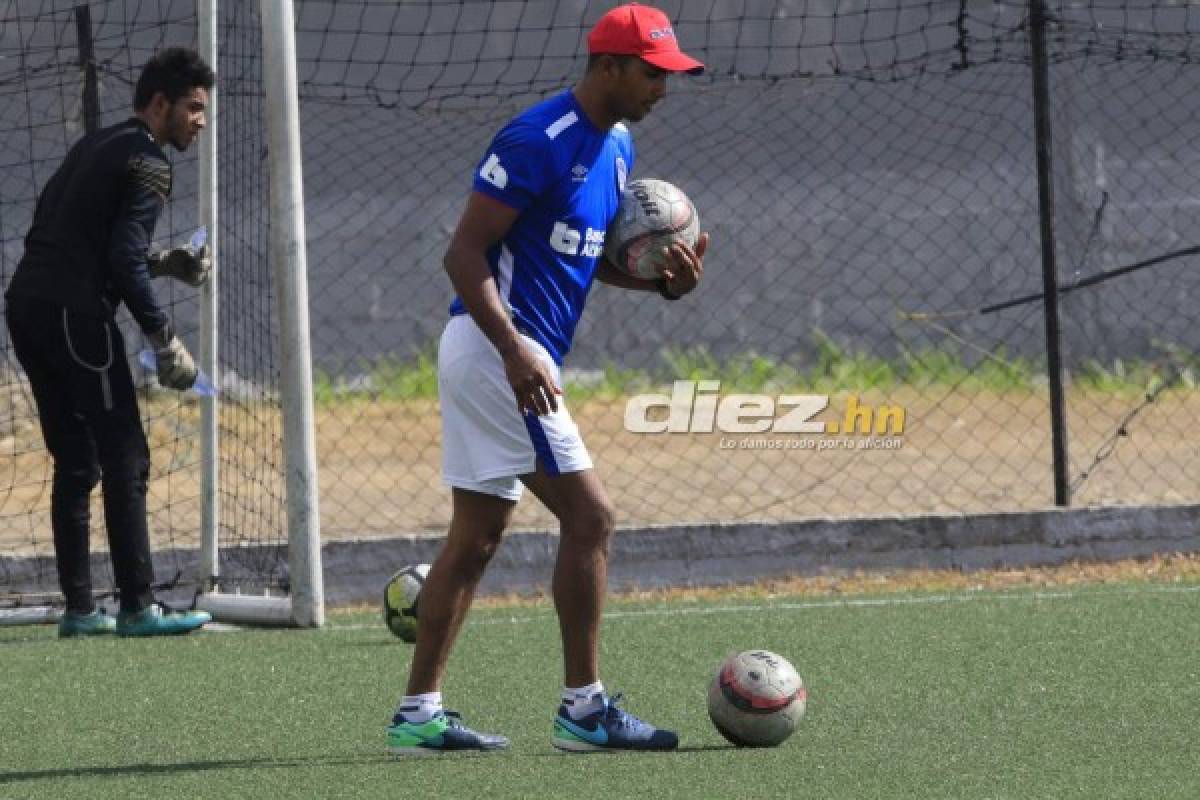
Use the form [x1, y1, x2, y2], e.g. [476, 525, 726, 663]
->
[521, 466, 614, 687]
[406, 487, 516, 694]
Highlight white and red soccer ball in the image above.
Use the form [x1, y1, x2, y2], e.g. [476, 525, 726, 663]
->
[707, 649, 807, 747]
[605, 178, 700, 280]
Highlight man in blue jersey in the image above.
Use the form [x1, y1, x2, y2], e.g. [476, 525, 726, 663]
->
[387, 4, 709, 755]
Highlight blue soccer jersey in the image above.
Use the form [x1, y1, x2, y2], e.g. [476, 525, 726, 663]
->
[448, 90, 635, 364]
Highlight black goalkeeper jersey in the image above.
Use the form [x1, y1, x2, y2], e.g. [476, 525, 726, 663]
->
[5, 117, 171, 334]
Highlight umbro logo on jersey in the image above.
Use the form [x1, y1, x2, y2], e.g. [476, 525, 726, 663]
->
[571, 164, 589, 182]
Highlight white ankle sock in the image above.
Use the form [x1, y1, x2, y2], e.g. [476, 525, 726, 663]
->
[562, 681, 606, 720]
[397, 691, 443, 723]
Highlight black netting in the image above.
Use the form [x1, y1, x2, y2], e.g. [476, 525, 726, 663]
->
[2, 1, 1198, 604]
[287, 0, 1200, 534]
[0, 0, 287, 603]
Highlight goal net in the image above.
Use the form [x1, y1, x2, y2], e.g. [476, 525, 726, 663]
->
[285, 0, 1200, 534]
[3, 1, 1199, 615]
[0, 1, 318, 624]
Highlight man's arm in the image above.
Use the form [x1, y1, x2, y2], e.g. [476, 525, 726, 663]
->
[108, 152, 196, 390]
[108, 152, 170, 335]
[595, 233, 709, 298]
[594, 256, 658, 291]
[444, 191, 561, 415]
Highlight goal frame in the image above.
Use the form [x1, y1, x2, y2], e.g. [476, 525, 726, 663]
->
[0, 0, 323, 628]
[195, 0, 324, 628]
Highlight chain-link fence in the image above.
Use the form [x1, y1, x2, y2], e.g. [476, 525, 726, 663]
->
[2, 2, 1198, 597]
[290, 0, 1200, 536]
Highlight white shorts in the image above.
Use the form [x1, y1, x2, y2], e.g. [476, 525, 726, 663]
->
[438, 314, 592, 501]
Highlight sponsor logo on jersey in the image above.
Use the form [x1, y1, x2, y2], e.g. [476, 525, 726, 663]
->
[550, 222, 606, 257]
[479, 153, 508, 189]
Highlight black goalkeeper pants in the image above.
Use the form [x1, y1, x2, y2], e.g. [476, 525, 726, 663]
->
[5, 297, 154, 614]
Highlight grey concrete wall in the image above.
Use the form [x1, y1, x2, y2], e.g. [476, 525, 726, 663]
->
[4, 504, 1196, 608]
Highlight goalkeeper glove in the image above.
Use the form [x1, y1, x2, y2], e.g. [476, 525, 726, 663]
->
[148, 244, 211, 287]
[146, 326, 197, 390]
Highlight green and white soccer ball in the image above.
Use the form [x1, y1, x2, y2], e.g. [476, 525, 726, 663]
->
[605, 178, 700, 280]
[383, 563, 429, 642]
[707, 649, 807, 747]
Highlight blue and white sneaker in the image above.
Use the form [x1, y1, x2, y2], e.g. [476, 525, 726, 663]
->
[58, 609, 117, 638]
[552, 693, 679, 752]
[115, 603, 210, 637]
[387, 710, 510, 756]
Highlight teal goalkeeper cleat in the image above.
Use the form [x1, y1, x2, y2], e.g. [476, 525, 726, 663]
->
[57, 609, 117, 638]
[553, 693, 679, 752]
[116, 604, 211, 637]
[387, 710, 510, 756]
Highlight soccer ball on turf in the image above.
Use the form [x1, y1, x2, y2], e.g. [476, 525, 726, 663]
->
[707, 649, 807, 747]
[604, 178, 700, 280]
[383, 563, 429, 642]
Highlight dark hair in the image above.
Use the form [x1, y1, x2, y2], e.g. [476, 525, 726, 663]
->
[586, 53, 638, 73]
[133, 47, 215, 110]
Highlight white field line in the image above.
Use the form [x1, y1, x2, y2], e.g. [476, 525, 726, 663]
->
[321, 582, 1200, 632]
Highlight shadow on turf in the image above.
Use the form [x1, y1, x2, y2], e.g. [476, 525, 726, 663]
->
[2, 744, 741, 782]
[0, 754, 389, 785]
[527, 744, 734, 757]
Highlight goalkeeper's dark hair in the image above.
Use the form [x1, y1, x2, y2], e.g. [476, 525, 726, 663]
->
[133, 48, 215, 111]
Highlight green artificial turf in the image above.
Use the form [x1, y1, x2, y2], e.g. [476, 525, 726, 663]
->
[2, 581, 1198, 799]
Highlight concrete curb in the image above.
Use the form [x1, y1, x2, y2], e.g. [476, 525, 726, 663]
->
[4, 504, 1197, 608]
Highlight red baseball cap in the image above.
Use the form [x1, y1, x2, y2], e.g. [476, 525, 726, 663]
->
[588, 4, 705, 75]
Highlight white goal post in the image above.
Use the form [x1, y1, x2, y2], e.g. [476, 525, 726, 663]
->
[0, 0, 323, 629]
[194, 0, 324, 628]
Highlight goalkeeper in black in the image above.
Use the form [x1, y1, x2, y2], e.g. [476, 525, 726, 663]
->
[4, 48, 215, 637]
